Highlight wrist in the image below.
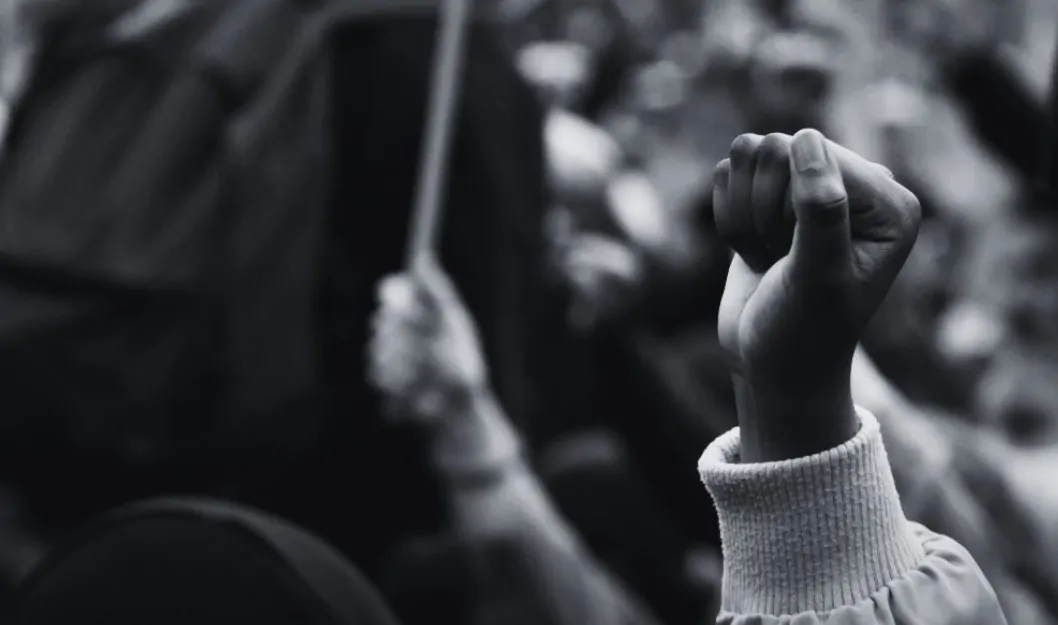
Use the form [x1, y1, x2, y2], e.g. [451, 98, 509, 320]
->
[734, 368, 858, 463]
[428, 388, 524, 478]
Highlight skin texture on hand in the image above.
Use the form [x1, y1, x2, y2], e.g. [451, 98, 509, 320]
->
[706, 129, 921, 462]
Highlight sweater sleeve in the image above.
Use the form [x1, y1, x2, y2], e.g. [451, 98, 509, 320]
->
[698, 409, 1008, 624]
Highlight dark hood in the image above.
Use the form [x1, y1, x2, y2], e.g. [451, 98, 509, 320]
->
[6, 497, 403, 625]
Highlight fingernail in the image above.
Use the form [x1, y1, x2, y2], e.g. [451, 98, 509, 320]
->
[791, 130, 827, 174]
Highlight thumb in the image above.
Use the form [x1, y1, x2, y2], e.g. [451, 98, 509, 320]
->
[789, 129, 852, 281]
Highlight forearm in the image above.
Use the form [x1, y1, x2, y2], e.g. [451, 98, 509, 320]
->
[429, 391, 665, 625]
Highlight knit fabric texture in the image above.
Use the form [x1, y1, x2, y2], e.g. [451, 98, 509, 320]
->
[698, 409, 925, 616]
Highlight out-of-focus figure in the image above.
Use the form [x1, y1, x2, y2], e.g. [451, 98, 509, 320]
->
[8, 498, 406, 625]
[0, 7, 570, 625]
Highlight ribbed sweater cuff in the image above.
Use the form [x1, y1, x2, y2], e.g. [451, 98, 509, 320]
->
[698, 408, 925, 616]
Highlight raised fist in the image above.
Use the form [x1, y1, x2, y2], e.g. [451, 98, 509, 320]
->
[709, 130, 921, 457]
[368, 259, 487, 424]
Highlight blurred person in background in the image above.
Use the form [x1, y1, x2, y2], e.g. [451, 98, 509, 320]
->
[920, 2, 1058, 440]
[846, 4, 1058, 620]
[884, 0, 1058, 414]
[741, 27, 838, 136]
[901, 0, 1048, 186]
[0, 3, 580, 622]
[0, 2, 725, 623]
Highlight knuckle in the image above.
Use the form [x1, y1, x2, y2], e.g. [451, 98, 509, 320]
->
[757, 133, 790, 166]
[729, 134, 762, 165]
[799, 176, 848, 208]
[712, 158, 731, 187]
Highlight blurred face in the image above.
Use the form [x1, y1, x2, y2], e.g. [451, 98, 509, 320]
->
[745, 30, 837, 133]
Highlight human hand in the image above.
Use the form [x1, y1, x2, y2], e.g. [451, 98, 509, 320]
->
[709, 129, 921, 460]
[368, 258, 487, 424]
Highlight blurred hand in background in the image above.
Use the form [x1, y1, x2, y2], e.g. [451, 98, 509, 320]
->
[368, 260, 488, 424]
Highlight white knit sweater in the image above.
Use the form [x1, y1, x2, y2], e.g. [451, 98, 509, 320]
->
[699, 409, 1009, 624]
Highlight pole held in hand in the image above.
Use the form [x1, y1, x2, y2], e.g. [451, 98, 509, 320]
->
[405, 0, 475, 273]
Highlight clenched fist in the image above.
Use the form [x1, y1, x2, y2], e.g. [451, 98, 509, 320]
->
[709, 129, 921, 461]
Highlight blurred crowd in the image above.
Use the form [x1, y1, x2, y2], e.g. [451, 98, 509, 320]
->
[509, 0, 1058, 618]
[0, 0, 1055, 623]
